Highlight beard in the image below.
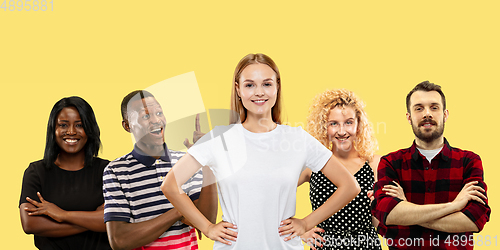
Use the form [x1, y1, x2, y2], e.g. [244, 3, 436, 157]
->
[411, 118, 445, 143]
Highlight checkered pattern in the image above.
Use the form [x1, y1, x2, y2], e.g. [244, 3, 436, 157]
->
[371, 138, 490, 249]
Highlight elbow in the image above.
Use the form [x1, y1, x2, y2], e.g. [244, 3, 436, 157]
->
[351, 180, 361, 199]
[160, 182, 173, 201]
[20, 214, 36, 235]
[108, 235, 129, 250]
[21, 222, 35, 235]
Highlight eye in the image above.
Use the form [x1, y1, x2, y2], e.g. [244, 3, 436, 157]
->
[76, 123, 83, 128]
[431, 106, 439, 110]
[346, 120, 353, 125]
[415, 107, 422, 111]
[264, 82, 273, 87]
[156, 111, 163, 116]
[142, 114, 150, 120]
[245, 83, 254, 88]
[329, 122, 338, 126]
[59, 123, 67, 128]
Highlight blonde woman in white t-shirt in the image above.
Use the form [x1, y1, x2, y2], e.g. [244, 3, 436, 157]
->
[161, 53, 360, 249]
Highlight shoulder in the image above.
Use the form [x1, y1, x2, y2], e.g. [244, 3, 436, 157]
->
[276, 125, 309, 138]
[448, 145, 482, 167]
[381, 146, 411, 162]
[168, 149, 186, 161]
[91, 157, 111, 170]
[368, 155, 381, 180]
[104, 152, 136, 172]
[28, 159, 45, 169]
[23, 159, 46, 176]
[369, 155, 382, 171]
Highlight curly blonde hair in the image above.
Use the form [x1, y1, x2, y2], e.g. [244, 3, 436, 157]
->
[306, 89, 378, 161]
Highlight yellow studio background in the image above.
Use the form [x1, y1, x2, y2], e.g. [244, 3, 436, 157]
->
[1, 0, 498, 249]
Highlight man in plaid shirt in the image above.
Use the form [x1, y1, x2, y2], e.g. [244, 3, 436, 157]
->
[371, 81, 490, 249]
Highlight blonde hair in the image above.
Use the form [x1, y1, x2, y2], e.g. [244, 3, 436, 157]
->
[306, 89, 378, 161]
[230, 53, 282, 124]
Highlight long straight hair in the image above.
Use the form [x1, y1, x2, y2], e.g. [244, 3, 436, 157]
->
[230, 53, 282, 124]
[43, 96, 101, 168]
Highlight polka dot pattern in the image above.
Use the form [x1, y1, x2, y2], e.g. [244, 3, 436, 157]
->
[309, 162, 381, 250]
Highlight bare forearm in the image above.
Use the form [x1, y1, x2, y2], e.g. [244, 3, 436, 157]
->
[20, 204, 87, 237]
[386, 201, 457, 226]
[196, 166, 218, 224]
[419, 212, 479, 233]
[20, 208, 86, 237]
[163, 178, 213, 235]
[62, 210, 106, 232]
[107, 208, 183, 250]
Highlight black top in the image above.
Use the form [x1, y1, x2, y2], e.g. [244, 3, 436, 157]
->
[310, 162, 381, 250]
[19, 157, 112, 250]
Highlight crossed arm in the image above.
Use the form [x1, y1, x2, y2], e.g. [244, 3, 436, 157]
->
[374, 154, 489, 234]
[20, 192, 106, 237]
[383, 181, 484, 233]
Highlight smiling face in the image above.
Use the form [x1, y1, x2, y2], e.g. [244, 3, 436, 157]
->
[125, 96, 166, 148]
[55, 107, 88, 155]
[236, 63, 278, 121]
[327, 106, 358, 153]
[406, 90, 449, 143]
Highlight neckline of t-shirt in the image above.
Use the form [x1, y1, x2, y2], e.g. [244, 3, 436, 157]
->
[238, 123, 281, 137]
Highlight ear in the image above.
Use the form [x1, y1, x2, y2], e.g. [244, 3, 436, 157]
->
[443, 109, 449, 123]
[235, 82, 241, 98]
[406, 112, 412, 125]
[122, 120, 131, 133]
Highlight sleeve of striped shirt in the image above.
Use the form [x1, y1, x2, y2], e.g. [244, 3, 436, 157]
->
[460, 152, 491, 231]
[371, 155, 404, 225]
[182, 168, 203, 202]
[103, 163, 131, 223]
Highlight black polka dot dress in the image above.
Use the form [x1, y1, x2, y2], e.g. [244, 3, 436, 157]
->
[309, 162, 381, 250]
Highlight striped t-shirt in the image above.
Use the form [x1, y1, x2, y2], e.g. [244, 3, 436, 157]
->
[103, 144, 202, 249]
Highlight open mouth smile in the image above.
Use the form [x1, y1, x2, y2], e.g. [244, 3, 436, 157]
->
[63, 138, 80, 145]
[335, 136, 350, 141]
[150, 127, 163, 136]
[251, 99, 268, 105]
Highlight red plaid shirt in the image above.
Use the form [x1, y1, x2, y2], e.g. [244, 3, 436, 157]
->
[371, 138, 490, 249]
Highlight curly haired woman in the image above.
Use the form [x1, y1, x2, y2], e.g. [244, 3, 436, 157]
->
[299, 89, 382, 250]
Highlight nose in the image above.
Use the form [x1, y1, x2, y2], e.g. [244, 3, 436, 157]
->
[338, 124, 346, 135]
[255, 85, 264, 97]
[66, 125, 77, 135]
[149, 113, 162, 124]
[423, 107, 433, 119]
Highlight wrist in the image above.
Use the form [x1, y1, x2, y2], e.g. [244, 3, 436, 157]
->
[58, 210, 69, 222]
[302, 217, 311, 232]
[448, 201, 460, 213]
[202, 222, 214, 236]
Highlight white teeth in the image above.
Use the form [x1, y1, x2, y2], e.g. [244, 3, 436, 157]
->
[65, 139, 77, 143]
[151, 128, 161, 133]
[253, 100, 266, 103]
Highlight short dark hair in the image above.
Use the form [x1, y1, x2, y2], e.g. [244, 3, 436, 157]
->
[121, 90, 155, 121]
[406, 81, 446, 113]
[44, 96, 101, 168]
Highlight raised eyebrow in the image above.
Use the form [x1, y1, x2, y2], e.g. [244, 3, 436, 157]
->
[242, 79, 255, 83]
[263, 78, 274, 82]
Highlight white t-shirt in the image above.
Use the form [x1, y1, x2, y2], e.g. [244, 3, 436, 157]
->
[417, 146, 443, 163]
[188, 124, 332, 250]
